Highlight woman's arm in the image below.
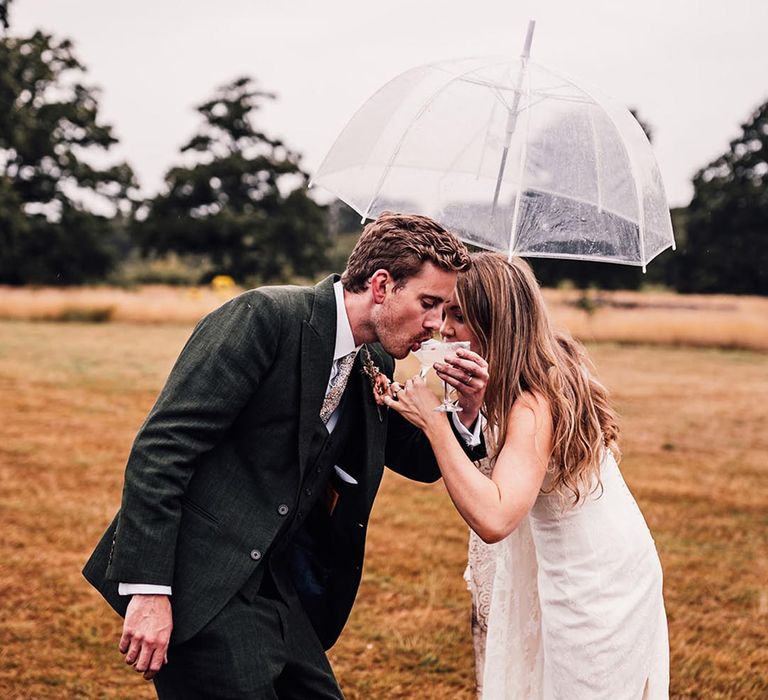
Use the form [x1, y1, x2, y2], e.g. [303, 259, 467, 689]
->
[385, 378, 551, 543]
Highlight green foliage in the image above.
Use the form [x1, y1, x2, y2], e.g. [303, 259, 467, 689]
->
[0, 30, 136, 284]
[108, 252, 217, 287]
[44, 305, 114, 323]
[673, 100, 768, 295]
[0, 0, 10, 31]
[133, 76, 330, 284]
[530, 257, 645, 291]
[629, 107, 653, 144]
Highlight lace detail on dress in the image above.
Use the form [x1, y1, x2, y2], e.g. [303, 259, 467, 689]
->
[465, 455, 544, 699]
[464, 456, 498, 695]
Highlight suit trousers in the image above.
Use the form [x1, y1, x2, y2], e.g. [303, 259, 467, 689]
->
[153, 589, 344, 700]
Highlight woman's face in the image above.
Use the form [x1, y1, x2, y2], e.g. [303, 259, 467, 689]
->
[439, 292, 482, 354]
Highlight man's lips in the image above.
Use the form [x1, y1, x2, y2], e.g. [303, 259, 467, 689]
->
[410, 337, 433, 352]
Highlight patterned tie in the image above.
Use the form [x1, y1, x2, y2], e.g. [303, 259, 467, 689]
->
[320, 351, 356, 424]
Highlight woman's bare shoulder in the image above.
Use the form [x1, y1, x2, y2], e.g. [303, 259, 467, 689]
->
[512, 390, 550, 418]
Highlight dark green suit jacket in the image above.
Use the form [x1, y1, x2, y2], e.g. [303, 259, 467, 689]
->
[83, 275, 451, 648]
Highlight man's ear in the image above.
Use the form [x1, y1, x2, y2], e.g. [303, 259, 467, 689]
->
[369, 269, 391, 304]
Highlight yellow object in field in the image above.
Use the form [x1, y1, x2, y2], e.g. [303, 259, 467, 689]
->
[211, 275, 236, 291]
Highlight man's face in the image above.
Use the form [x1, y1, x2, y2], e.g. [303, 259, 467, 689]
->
[372, 262, 457, 360]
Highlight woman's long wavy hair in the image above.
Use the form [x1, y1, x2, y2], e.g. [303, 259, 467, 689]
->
[455, 253, 620, 503]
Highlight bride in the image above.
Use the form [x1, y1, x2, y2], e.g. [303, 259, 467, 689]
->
[385, 253, 669, 699]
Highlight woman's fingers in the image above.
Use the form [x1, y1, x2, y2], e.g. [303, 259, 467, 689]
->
[435, 363, 483, 390]
[437, 351, 488, 389]
[455, 348, 488, 369]
[383, 376, 438, 415]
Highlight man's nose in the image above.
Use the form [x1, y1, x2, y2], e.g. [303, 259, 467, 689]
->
[425, 307, 442, 330]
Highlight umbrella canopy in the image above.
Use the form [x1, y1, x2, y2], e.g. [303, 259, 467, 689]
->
[313, 48, 675, 270]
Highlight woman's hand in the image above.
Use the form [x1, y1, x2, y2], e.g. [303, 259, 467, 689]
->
[434, 348, 488, 429]
[383, 376, 445, 434]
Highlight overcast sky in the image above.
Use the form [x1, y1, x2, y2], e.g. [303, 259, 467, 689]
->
[12, 0, 768, 208]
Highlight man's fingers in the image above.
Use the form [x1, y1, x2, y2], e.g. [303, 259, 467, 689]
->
[119, 594, 173, 679]
[124, 636, 143, 665]
[133, 642, 154, 673]
[142, 646, 167, 681]
[118, 629, 131, 654]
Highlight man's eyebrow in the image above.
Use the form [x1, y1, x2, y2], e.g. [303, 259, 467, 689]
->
[421, 294, 445, 304]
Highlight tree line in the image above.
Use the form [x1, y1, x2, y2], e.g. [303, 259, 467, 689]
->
[1, 11, 765, 294]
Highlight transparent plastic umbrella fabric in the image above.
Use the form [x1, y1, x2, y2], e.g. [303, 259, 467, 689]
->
[313, 57, 675, 268]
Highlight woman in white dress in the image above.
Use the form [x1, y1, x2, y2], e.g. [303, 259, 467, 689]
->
[385, 253, 668, 699]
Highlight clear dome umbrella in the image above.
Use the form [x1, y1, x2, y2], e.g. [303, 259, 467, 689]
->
[312, 22, 675, 271]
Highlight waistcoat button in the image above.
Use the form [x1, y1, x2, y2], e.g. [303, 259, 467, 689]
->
[277, 504, 290, 516]
[250, 549, 262, 561]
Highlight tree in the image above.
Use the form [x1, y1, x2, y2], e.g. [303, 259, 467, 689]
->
[0, 29, 136, 284]
[1, 1, 10, 32]
[673, 100, 768, 295]
[630, 108, 653, 144]
[134, 77, 329, 284]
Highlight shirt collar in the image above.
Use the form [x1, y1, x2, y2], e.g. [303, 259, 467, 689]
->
[333, 280, 361, 360]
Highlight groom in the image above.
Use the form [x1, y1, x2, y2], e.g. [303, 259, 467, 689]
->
[83, 212, 485, 698]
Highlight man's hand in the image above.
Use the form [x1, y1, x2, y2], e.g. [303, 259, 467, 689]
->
[119, 594, 173, 681]
[435, 348, 489, 429]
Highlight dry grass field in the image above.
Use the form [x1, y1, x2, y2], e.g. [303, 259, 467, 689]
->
[1, 284, 766, 351]
[0, 291, 766, 698]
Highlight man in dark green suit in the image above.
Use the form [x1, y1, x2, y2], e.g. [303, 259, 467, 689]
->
[84, 213, 487, 698]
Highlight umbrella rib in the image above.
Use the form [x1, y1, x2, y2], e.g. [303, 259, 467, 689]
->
[521, 186, 636, 222]
[587, 104, 604, 215]
[458, 74, 595, 105]
[440, 120, 497, 188]
[505, 60, 533, 260]
[549, 70, 648, 268]
[360, 60, 515, 221]
[476, 95, 501, 180]
[516, 250, 646, 266]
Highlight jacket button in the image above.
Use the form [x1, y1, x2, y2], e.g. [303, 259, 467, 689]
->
[250, 549, 262, 561]
[305, 488, 312, 496]
[277, 504, 290, 516]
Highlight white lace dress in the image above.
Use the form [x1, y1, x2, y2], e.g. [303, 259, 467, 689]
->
[465, 450, 669, 699]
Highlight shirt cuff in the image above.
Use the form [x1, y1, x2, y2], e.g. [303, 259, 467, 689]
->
[452, 412, 484, 447]
[118, 583, 173, 596]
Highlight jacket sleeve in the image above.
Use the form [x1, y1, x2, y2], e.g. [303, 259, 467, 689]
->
[385, 410, 486, 483]
[106, 291, 282, 586]
[380, 353, 486, 484]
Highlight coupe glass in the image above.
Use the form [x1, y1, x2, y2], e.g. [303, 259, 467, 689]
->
[411, 339, 471, 413]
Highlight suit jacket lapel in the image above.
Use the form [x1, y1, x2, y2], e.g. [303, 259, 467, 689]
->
[358, 344, 388, 506]
[298, 275, 338, 473]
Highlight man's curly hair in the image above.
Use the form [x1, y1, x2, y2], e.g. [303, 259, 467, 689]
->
[341, 212, 471, 292]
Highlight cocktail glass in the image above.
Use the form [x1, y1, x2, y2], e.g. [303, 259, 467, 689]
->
[411, 339, 471, 413]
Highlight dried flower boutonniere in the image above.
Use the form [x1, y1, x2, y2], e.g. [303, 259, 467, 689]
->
[361, 346, 389, 421]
